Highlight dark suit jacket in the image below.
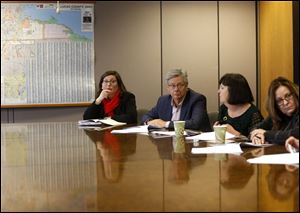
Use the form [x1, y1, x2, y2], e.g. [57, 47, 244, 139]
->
[83, 91, 137, 124]
[142, 89, 211, 131]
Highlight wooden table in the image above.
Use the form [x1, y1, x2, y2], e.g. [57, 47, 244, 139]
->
[1, 122, 298, 212]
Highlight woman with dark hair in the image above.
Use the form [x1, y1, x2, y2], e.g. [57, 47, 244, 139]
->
[220, 154, 255, 189]
[83, 70, 137, 124]
[250, 76, 299, 145]
[215, 73, 263, 137]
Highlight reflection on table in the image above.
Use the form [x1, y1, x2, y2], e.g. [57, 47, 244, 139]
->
[1, 122, 298, 212]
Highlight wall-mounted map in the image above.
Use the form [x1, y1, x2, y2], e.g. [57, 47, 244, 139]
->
[1, 3, 95, 105]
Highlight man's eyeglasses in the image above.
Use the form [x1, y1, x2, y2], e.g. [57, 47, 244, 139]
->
[103, 80, 117, 84]
[168, 83, 186, 90]
[276, 93, 293, 106]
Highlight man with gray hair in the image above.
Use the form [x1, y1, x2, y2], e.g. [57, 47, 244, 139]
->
[142, 69, 211, 131]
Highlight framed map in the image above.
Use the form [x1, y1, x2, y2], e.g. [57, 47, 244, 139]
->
[1, 3, 95, 106]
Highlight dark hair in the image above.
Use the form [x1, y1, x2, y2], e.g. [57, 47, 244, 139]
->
[220, 155, 254, 189]
[266, 76, 299, 130]
[96, 70, 127, 98]
[219, 73, 254, 105]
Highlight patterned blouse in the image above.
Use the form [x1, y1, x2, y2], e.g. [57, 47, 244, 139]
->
[218, 104, 264, 137]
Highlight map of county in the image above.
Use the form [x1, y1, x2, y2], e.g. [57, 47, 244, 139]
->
[1, 3, 95, 105]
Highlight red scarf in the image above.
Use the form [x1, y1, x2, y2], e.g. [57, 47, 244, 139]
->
[103, 90, 120, 117]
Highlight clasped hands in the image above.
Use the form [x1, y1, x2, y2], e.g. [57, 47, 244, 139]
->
[250, 129, 266, 144]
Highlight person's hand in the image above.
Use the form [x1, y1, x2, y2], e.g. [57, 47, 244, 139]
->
[95, 89, 112, 104]
[250, 129, 266, 144]
[224, 124, 240, 136]
[213, 121, 220, 126]
[213, 123, 240, 136]
[147, 119, 167, 128]
[285, 136, 299, 153]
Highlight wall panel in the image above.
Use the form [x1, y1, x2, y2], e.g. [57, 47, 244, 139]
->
[219, 1, 257, 105]
[95, 1, 161, 110]
[162, 1, 219, 112]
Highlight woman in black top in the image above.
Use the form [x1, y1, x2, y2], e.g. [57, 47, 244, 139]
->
[216, 73, 263, 137]
[83, 70, 137, 124]
[250, 77, 299, 145]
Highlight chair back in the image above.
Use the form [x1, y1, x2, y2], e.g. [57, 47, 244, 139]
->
[208, 111, 219, 129]
[137, 108, 148, 125]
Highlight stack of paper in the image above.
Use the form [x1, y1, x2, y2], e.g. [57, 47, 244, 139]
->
[78, 119, 103, 126]
[100, 118, 126, 126]
[186, 131, 236, 141]
[78, 118, 126, 127]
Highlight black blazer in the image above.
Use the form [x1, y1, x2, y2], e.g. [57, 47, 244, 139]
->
[83, 91, 137, 124]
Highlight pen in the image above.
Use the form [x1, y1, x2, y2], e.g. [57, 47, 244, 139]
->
[287, 144, 297, 153]
[255, 135, 261, 139]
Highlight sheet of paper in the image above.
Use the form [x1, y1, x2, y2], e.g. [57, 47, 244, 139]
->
[186, 131, 236, 141]
[149, 131, 187, 136]
[191, 143, 243, 154]
[111, 125, 148, 134]
[239, 142, 274, 148]
[78, 118, 126, 126]
[99, 118, 126, 126]
[247, 153, 299, 165]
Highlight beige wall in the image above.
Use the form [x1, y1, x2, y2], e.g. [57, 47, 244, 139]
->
[2, 1, 258, 123]
[161, 1, 218, 111]
[219, 1, 257, 103]
[95, 1, 257, 113]
[95, 1, 161, 110]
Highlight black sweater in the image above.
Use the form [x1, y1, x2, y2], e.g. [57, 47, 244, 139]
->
[254, 111, 299, 145]
[83, 91, 137, 124]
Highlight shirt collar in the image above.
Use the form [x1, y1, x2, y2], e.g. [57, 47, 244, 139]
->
[171, 94, 186, 108]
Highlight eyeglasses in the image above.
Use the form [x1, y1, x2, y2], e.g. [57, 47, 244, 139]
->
[276, 93, 293, 106]
[103, 80, 117, 84]
[168, 83, 186, 90]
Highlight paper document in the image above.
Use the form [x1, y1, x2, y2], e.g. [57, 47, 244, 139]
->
[247, 153, 299, 165]
[99, 118, 126, 126]
[191, 143, 243, 154]
[78, 119, 103, 126]
[111, 125, 149, 134]
[186, 131, 236, 141]
[78, 118, 126, 126]
[78, 126, 114, 131]
[239, 142, 274, 148]
[149, 130, 187, 136]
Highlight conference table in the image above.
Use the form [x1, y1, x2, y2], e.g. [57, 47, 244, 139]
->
[1, 122, 298, 212]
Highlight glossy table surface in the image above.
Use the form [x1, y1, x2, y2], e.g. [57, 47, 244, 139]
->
[1, 122, 299, 212]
